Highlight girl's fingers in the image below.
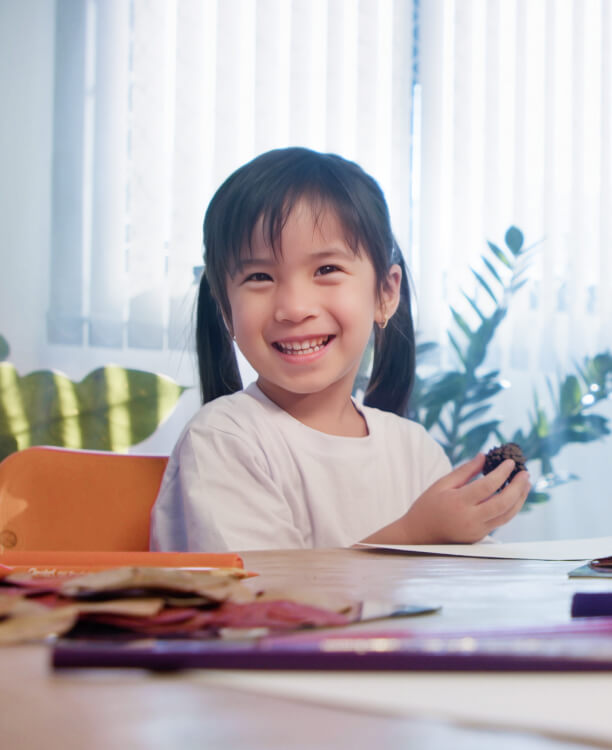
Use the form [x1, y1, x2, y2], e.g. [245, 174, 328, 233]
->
[469, 459, 517, 501]
[446, 453, 486, 489]
[485, 499, 525, 533]
[481, 471, 531, 526]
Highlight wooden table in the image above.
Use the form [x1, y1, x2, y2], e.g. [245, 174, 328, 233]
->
[1, 547, 611, 749]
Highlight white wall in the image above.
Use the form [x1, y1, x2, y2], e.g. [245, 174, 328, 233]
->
[0, 0, 55, 373]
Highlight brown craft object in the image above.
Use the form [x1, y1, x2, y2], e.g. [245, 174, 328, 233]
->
[483, 442, 526, 489]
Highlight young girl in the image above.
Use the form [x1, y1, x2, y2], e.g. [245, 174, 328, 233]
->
[151, 147, 530, 552]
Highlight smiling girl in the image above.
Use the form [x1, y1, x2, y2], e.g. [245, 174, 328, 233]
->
[150, 148, 530, 552]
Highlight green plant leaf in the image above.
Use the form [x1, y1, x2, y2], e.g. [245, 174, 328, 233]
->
[592, 351, 612, 372]
[0, 433, 18, 459]
[416, 341, 439, 357]
[509, 270, 530, 292]
[0, 363, 187, 461]
[463, 381, 504, 403]
[459, 404, 492, 424]
[559, 375, 582, 417]
[0, 335, 9, 362]
[510, 279, 528, 294]
[450, 307, 472, 339]
[461, 291, 486, 321]
[563, 414, 610, 442]
[487, 241, 512, 268]
[546, 376, 559, 417]
[504, 226, 524, 255]
[463, 310, 505, 374]
[481, 369, 502, 383]
[437, 418, 452, 442]
[420, 372, 467, 408]
[478, 369, 501, 381]
[447, 332, 467, 368]
[424, 404, 444, 431]
[588, 352, 612, 390]
[481, 256, 503, 284]
[535, 407, 549, 437]
[464, 319, 494, 371]
[456, 420, 501, 460]
[471, 269, 498, 305]
[574, 359, 591, 390]
[525, 491, 550, 505]
[464, 335, 489, 372]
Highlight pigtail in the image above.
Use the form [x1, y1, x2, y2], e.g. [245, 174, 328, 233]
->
[364, 250, 415, 416]
[195, 272, 242, 404]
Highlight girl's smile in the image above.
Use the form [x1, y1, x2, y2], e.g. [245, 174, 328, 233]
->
[225, 197, 400, 432]
[272, 334, 334, 358]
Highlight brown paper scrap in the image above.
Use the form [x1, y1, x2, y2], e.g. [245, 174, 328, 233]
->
[0, 606, 79, 645]
[71, 598, 165, 617]
[0, 594, 49, 618]
[60, 567, 254, 603]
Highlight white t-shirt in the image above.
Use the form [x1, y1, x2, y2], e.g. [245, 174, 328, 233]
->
[150, 383, 451, 552]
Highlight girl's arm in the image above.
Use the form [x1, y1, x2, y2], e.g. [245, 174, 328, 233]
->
[360, 454, 531, 545]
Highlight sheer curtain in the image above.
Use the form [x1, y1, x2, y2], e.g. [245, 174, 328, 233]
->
[415, 0, 611, 365]
[413, 0, 612, 540]
[47, 0, 416, 359]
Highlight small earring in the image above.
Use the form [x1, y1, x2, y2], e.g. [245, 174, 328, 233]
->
[378, 314, 389, 330]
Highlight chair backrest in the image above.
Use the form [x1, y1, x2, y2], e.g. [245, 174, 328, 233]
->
[0, 447, 168, 552]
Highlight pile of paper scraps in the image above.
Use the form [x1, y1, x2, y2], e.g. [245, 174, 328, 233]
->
[0, 566, 357, 645]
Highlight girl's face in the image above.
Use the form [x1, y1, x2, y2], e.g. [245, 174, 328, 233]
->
[226, 199, 401, 411]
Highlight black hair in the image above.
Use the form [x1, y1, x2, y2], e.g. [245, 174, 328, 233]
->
[196, 146, 416, 415]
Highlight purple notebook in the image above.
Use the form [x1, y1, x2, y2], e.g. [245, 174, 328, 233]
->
[53, 619, 612, 672]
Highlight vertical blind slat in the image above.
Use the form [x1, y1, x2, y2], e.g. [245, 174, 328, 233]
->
[48, 0, 88, 346]
[389, 0, 413, 262]
[88, 0, 130, 348]
[599, 0, 612, 351]
[127, 0, 175, 349]
[50, 0, 609, 371]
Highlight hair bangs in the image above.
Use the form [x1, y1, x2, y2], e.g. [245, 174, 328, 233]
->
[230, 181, 367, 277]
[204, 147, 393, 316]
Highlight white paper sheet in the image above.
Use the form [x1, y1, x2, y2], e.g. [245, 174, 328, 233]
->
[199, 671, 612, 746]
[358, 536, 612, 561]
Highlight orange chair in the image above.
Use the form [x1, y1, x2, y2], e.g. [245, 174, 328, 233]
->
[0, 446, 168, 552]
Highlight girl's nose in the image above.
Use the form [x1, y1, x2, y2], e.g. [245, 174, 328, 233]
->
[273, 282, 319, 323]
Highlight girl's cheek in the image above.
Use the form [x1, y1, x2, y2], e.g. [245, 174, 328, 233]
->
[231, 296, 266, 330]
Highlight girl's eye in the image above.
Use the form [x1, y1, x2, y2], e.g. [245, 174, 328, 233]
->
[244, 272, 272, 283]
[316, 265, 341, 276]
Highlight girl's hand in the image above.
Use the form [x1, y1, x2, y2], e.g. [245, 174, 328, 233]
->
[399, 453, 531, 544]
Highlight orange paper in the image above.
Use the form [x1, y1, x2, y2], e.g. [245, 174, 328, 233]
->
[0, 550, 245, 577]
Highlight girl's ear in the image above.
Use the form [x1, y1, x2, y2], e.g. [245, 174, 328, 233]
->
[376, 263, 402, 328]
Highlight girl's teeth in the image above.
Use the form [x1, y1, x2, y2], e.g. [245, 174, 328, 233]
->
[277, 337, 329, 354]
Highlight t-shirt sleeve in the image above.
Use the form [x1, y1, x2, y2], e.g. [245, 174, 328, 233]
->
[402, 422, 452, 503]
[422, 429, 452, 487]
[150, 423, 307, 552]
